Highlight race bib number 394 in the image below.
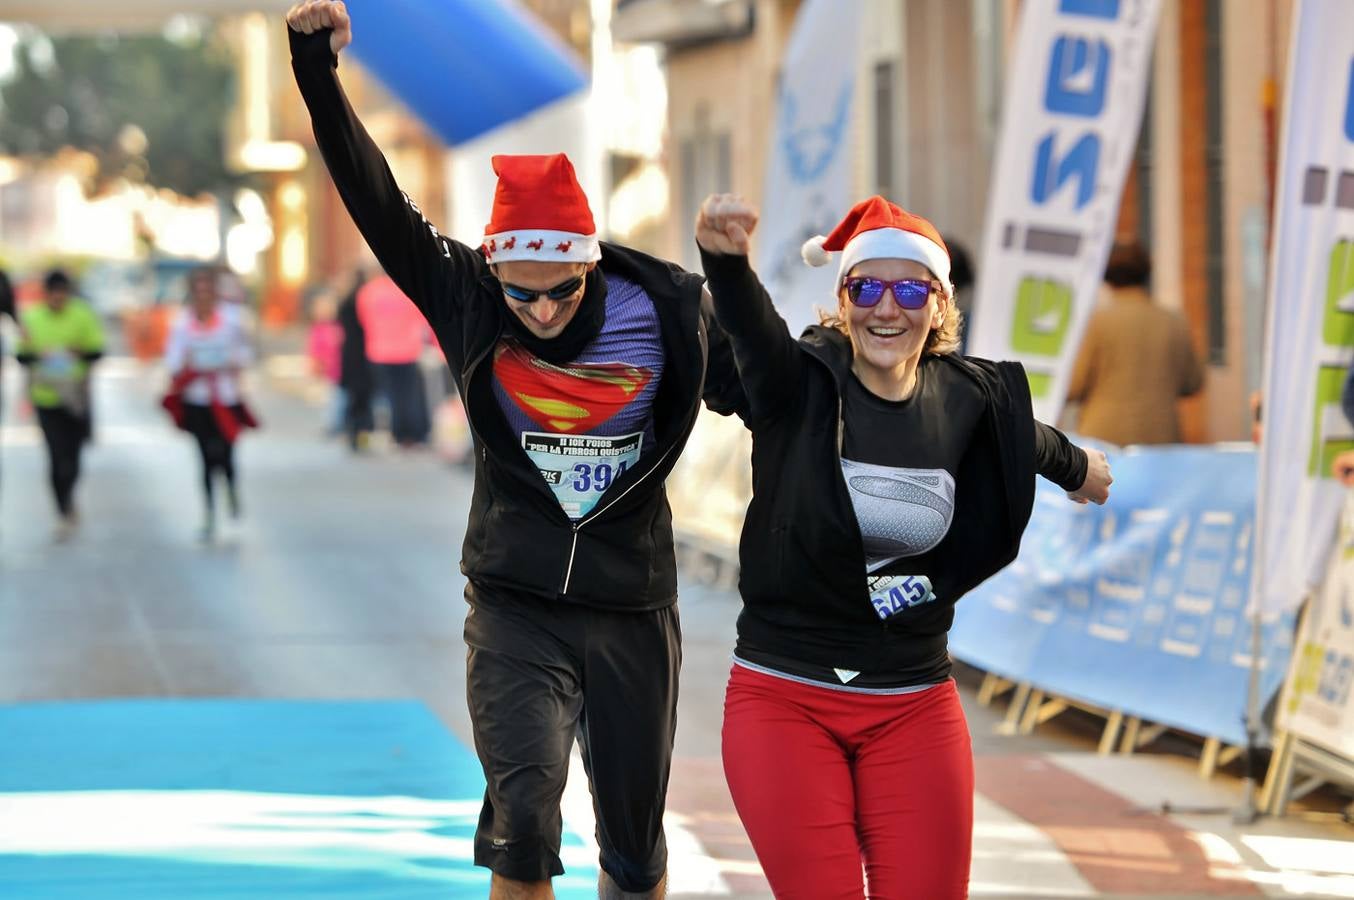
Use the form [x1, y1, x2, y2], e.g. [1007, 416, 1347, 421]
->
[523, 431, 643, 520]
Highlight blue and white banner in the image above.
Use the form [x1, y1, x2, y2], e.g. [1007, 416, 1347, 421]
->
[970, 0, 1162, 422]
[1254, 0, 1354, 617]
[950, 445, 1295, 746]
[754, 0, 865, 334]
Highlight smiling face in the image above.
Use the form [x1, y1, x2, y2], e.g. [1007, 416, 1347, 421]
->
[493, 260, 593, 340]
[839, 258, 947, 386]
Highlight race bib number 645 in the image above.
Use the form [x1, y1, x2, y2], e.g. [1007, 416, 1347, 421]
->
[868, 574, 936, 621]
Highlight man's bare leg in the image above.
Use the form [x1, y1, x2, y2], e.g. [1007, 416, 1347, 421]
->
[598, 869, 666, 900]
[489, 874, 554, 900]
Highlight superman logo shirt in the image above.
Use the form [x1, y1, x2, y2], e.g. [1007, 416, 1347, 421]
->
[492, 274, 664, 519]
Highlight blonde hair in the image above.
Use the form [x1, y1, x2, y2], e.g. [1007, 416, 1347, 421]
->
[817, 290, 965, 357]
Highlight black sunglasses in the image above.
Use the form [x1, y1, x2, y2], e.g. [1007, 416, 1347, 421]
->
[498, 272, 586, 303]
[843, 276, 938, 309]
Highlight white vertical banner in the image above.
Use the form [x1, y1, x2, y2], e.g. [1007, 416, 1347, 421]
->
[754, 0, 866, 335]
[1254, 0, 1354, 616]
[1277, 492, 1354, 757]
[970, 0, 1161, 422]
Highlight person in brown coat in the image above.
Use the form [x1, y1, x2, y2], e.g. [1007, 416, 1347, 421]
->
[1066, 243, 1204, 445]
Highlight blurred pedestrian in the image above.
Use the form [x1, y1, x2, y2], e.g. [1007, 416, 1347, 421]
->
[0, 267, 18, 513]
[1066, 242, 1204, 445]
[287, 3, 742, 895]
[161, 266, 257, 541]
[306, 288, 345, 436]
[14, 269, 105, 539]
[356, 271, 431, 447]
[336, 269, 374, 452]
[696, 193, 1112, 899]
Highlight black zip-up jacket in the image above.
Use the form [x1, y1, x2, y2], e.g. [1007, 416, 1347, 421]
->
[292, 29, 741, 610]
[701, 249, 1085, 673]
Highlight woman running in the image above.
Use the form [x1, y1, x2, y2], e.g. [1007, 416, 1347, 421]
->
[162, 267, 256, 540]
[696, 193, 1113, 899]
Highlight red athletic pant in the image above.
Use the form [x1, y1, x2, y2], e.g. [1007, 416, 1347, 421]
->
[722, 665, 974, 899]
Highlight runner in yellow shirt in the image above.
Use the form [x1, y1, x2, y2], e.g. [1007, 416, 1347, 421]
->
[15, 270, 105, 538]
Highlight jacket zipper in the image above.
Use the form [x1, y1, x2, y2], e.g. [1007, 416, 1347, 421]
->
[558, 389, 686, 596]
[558, 313, 702, 595]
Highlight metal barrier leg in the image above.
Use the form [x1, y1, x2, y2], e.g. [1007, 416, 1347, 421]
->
[977, 672, 1010, 706]
[1100, 710, 1125, 756]
[998, 682, 1032, 735]
[1119, 716, 1142, 754]
[1272, 737, 1301, 817]
[1201, 737, 1221, 778]
[1021, 694, 1069, 735]
[1018, 689, 1046, 735]
[1259, 730, 1293, 813]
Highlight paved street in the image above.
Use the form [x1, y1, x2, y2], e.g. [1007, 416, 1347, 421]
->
[0, 350, 1351, 898]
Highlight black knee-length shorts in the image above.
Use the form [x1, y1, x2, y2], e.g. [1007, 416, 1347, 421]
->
[463, 582, 680, 893]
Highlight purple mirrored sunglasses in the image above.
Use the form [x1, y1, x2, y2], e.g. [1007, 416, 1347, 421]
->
[842, 276, 939, 309]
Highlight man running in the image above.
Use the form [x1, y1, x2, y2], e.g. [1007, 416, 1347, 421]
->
[287, 4, 739, 897]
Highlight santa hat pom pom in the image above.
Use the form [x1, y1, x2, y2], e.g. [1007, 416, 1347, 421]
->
[801, 235, 831, 267]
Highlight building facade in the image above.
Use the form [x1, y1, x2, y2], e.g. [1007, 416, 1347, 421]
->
[623, 0, 1296, 443]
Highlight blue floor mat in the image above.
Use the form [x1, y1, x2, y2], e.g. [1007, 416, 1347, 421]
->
[0, 700, 597, 898]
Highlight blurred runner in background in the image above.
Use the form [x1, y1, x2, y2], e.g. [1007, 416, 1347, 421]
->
[162, 267, 257, 542]
[14, 269, 105, 541]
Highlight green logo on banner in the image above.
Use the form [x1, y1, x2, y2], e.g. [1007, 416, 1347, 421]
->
[1010, 276, 1072, 398]
[1011, 276, 1073, 356]
[1309, 239, 1354, 476]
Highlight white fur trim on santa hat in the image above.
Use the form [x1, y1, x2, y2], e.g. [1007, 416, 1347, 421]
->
[801, 235, 831, 267]
[838, 228, 953, 295]
[482, 229, 601, 265]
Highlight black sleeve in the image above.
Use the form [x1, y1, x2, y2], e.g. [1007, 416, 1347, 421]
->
[289, 27, 484, 328]
[79, 351, 104, 364]
[0, 269, 14, 322]
[1034, 419, 1087, 491]
[698, 248, 805, 424]
[698, 289, 749, 419]
[15, 353, 37, 366]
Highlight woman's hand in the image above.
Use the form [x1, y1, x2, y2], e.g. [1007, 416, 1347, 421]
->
[696, 194, 759, 256]
[1067, 447, 1112, 505]
[286, 0, 352, 56]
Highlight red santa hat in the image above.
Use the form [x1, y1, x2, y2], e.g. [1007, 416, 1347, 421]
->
[801, 196, 952, 295]
[481, 154, 602, 265]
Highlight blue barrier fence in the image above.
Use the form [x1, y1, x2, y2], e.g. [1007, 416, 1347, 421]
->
[950, 445, 1295, 746]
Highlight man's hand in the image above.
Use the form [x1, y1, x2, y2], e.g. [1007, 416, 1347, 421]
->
[286, 0, 352, 56]
[696, 194, 759, 256]
[1068, 447, 1112, 505]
